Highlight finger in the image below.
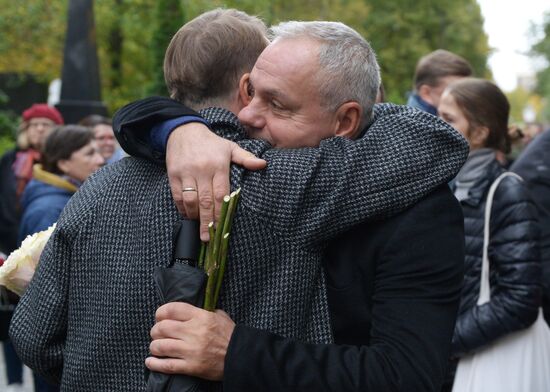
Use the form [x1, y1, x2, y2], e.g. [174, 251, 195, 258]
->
[180, 177, 199, 220]
[212, 170, 230, 224]
[155, 302, 202, 322]
[230, 144, 267, 170]
[168, 175, 185, 215]
[149, 338, 187, 358]
[145, 356, 188, 375]
[150, 319, 187, 340]
[214, 309, 231, 318]
[196, 177, 215, 241]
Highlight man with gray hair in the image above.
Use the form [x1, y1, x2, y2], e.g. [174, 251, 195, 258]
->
[113, 17, 466, 392]
[12, 11, 466, 391]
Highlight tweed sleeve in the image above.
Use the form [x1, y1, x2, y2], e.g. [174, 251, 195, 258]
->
[9, 163, 118, 383]
[9, 218, 72, 383]
[114, 100, 469, 250]
[236, 104, 469, 249]
[452, 176, 542, 355]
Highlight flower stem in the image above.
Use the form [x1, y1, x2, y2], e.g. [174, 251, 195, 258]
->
[213, 233, 230, 308]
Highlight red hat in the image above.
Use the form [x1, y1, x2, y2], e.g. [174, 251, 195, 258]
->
[22, 104, 64, 125]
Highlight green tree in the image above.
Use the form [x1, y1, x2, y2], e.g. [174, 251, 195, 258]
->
[0, 0, 490, 112]
[0, 1, 67, 82]
[95, 0, 157, 111]
[147, 0, 186, 96]
[358, 0, 489, 102]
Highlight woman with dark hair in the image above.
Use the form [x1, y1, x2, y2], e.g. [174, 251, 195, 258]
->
[19, 125, 104, 239]
[438, 78, 542, 390]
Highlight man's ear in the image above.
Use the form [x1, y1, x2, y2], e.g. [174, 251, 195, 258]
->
[334, 102, 362, 139]
[238, 74, 252, 106]
[418, 84, 435, 106]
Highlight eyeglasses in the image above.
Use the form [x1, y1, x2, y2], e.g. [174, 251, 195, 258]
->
[28, 121, 55, 129]
[95, 135, 116, 142]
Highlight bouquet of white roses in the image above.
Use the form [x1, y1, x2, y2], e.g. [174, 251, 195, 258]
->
[0, 224, 56, 296]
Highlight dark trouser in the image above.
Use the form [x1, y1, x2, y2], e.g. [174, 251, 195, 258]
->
[2, 339, 23, 384]
[33, 372, 60, 392]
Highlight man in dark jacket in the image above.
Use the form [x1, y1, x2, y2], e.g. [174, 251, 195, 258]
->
[407, 50, 472, 115]
[112, 12, 466, 392]
[511, 129, 550, 322]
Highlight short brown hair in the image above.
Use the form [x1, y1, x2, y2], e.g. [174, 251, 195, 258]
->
[164, 9, 268, 108]
[446, 78, 511, 153]
[79, 114, 112, 128]
[41, 125, 95, 174]
[414, 49, 472, 89]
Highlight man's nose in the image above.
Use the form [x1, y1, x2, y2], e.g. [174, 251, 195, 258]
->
[238, 101, 265, 132]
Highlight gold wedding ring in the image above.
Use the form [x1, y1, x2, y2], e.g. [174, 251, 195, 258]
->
[181, 187, 197, 192]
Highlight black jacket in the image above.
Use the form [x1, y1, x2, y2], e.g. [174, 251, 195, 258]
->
[452, 159, 541, 356]
[0, 149, 19, 255]
[510, 130, 550, 322]
[225, 185, 464, 392]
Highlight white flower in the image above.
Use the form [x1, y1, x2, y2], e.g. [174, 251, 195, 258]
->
[0, 224, 56, 296]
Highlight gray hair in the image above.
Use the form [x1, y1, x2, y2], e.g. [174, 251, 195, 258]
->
[269, 21, 380, 127]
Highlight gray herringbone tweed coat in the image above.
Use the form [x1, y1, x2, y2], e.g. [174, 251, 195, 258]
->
[10, 104, 468, 391]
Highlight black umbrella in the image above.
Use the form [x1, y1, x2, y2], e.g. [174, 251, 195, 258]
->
[146, 219, 209, 392]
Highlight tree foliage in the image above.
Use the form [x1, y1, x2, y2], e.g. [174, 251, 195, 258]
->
[0, 0, 490, 115]
[147, 0, 186, 96]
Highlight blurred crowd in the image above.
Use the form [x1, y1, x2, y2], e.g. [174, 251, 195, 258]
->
[0, 105, 125, 392]
[0, 22, 549, 392]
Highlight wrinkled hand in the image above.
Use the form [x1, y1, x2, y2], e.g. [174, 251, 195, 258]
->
[166, 123, 266, 241]
[146, 302, 236, 381]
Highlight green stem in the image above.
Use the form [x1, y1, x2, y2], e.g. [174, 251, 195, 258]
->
[204, 222, 215, 271]
[213, 233, 230, 308]
[211, 195, 230, 274]
[203, 190, 241, 311]
[222, 189, 241, 236]
[198, 242, 206, 269]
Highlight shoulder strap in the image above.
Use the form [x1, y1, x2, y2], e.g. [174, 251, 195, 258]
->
[478, 171, 523, 305]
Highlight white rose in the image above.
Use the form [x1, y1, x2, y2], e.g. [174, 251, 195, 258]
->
[0, 224, 56, 296]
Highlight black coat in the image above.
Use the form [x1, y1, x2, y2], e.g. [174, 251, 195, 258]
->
[510, 130, 550, 322]
[452, 159, 541, 357]
[224, 185, 465, 392]
[0, 149, 19, 255]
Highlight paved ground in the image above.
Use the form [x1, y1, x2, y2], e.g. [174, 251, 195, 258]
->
[0, 344, 33, 391]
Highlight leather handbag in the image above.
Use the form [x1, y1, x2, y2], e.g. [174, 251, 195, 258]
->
[452, 172, 550, 392]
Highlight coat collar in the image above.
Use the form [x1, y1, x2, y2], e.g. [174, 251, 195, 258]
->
[198, 107, 246, 142]
[32, 164, 78, 193]
[458, 159, 504, 207]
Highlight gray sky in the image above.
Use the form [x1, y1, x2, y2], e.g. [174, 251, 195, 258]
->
[477, 0, 549, 91]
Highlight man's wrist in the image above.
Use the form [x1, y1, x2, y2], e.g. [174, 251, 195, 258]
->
[150, 115, 210, 154]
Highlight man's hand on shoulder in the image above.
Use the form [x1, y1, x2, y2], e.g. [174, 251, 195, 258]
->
[146, 302, 236, 381]
[166, 123, 266, 241]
